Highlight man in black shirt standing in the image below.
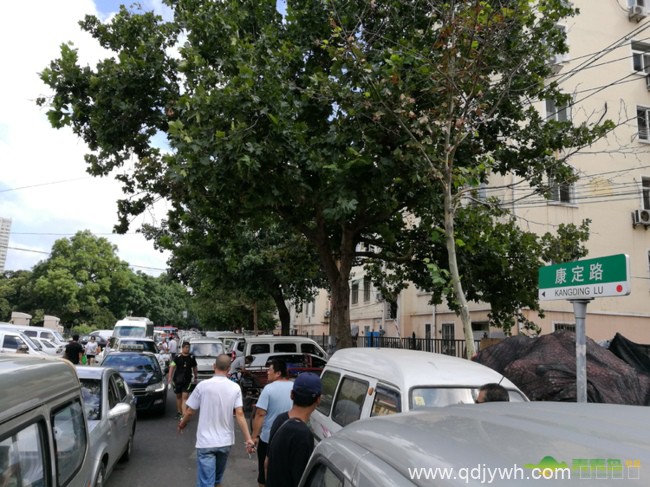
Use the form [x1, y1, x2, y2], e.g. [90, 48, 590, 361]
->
[167, 341, 198, 420]
[64, 334, 84, 364]
[265, 373, 321, 487]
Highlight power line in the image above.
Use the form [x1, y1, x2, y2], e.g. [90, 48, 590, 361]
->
[0, 177, 94, 193]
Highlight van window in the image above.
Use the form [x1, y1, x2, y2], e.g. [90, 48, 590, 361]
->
[23, 330, 37, 338]
[2, 335, 23, 351]
[250, 344, 270, 355]
[303, 461, 343, 487]
[301, 343, 323, 357]
[331, 377, 367, 427]
[317, 371, 340, 416]
[274, 343, 296, 353]
[370, 386, 401, 417]
[0, 422, 46, 487]
[52, 400, 87, 485]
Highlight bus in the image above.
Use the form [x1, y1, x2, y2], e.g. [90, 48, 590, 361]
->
[112, 317, 154, 339]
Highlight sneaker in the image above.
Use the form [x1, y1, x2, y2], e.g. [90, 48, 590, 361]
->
[176, 412, 183, 420]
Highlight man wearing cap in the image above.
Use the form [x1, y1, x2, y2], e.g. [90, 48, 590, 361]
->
[265, 372, 321, 487]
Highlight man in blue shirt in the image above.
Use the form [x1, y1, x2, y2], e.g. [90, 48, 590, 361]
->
[251, 359, 294, 487]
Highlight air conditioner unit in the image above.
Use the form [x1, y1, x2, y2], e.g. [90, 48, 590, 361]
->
[629, 5, 647, 22]
[632, 208, 650, 227]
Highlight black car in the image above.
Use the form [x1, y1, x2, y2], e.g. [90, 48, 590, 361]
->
[100, 352, 167, 414]
[80, 333, 109, 348]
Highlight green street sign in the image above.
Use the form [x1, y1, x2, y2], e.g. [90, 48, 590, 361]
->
[538, 254, 631, 301]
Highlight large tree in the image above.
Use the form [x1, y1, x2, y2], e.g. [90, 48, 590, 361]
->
[39, 0, 611, 350]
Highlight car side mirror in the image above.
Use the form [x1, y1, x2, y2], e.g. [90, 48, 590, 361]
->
[108, 402, 132, 420]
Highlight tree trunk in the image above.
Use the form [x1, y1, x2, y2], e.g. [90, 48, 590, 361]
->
[271, 288, 291, 336]
[443, 179, 476, 359]
[329, 275, 352, 349]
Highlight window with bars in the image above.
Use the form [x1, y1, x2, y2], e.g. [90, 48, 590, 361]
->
[637, 107, 650, 142]
[554, 322, 576, 333]
[363, 277, 371, 302]
[351, 281, 359, 305]
[549, 178, 575, 204]
[642, 177, 650, 209]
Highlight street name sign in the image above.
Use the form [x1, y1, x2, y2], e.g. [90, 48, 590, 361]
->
[538, 254, 631, 301]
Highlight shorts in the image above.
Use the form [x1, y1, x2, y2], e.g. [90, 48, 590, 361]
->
[86, 355, 95, 359]
[256, 440, 268, 484]
[173, 381, 193, 394]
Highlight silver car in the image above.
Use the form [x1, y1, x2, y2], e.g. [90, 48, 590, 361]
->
[77, 366, 137, 487]
[300, 402, 650, 486]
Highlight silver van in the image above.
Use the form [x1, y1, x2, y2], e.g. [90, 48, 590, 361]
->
[310, 348, 527, 441]
[300, 402, 650, 486]
[0, 355, 92, 487]
[7, 324, 66, 347]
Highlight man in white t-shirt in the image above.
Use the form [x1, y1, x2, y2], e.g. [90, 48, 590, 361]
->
[168, 335, 178, 359]
[178, 354, 255, 487]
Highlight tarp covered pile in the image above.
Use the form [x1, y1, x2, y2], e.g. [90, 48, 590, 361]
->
[474, 331, 650, 405]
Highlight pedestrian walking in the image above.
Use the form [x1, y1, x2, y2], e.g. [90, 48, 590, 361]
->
[84, 336, 99, 365]
[265, 372, 321, 487]
[64, 334, 84, 365]
[177, 354, 255, 487]
[168, 341, 198, 419]
[168, 334, 178, 360]
[250, 359, 293, 487]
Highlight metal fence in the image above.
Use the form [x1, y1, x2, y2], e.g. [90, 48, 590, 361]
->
[305, 334, 480, 359]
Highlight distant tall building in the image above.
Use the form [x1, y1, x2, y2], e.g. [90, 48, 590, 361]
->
[0, 217, 11, 272]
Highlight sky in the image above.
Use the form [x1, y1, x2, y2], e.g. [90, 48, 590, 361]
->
[0, 0, 174, 276]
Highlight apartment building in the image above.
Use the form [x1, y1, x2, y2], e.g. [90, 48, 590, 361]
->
[292, 1, 650, 345]
[0, 217, 11, 272]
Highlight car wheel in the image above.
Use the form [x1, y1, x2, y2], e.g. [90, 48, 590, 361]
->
[94, 462, 106, 487]
[119, 427, 134, 463]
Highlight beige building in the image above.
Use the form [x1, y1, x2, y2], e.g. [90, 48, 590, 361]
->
[291, 1, 650, 346]
[0, 217, 11, 272]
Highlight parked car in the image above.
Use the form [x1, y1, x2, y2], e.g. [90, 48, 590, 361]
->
[80, 330, 111, 349]
[300, 402, 650, 487]
[77, 366, 137, 486]
[242, 352, 328, 389]
[205, 331, 242, 353]
[5, 324, 66, 347]
[0, 355, 93, 487]
[99, 352, 167, 415]
[109, 337, 168, 373]
[310, 348, 527, 441]
[189, 337, 226, 381]
[33, 337, 64, 356]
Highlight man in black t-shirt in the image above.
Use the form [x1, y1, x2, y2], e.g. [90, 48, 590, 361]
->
[265, 373, 321, 487]
[64, 334, 84, 364]
[167, 341, 198, 420]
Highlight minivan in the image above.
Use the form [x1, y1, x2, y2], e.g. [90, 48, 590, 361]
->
[231, 336, 328, 361]
[0, 355, 92, 487]
[310, 348, 527, 441]
[0, 325, 46, 355]
[4, 324, 66, 347]
[189, 337, 226, 381]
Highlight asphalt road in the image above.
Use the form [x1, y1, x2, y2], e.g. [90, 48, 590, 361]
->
[106, 389, 258, 487]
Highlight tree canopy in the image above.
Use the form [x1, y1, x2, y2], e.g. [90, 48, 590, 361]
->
[39, 0, 612, 349]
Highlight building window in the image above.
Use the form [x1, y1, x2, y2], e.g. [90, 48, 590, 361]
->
[363, 277, 371, 302]
[637, 107, 650, 142]
[549, 178, 575, 204]
[554, 322, 576, 333]
[545, 98, 569, 122]
[632, 41, 650, 73]
[351, 281, 359, 305]
[642, 177, 650, 209]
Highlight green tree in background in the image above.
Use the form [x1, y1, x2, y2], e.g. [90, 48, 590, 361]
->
[39, 1, 612, 351]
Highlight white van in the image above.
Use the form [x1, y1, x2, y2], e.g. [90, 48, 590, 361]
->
[0, 324, 46, 355]
[231, 336, 328, 360]
[5, 324, 66, 347]
[310, 348, 527, 441]
[0, 355, 92, 487]
[112, 317, 154, 339]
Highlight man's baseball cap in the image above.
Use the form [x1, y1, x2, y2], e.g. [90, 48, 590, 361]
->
[293, 372, 321, 398]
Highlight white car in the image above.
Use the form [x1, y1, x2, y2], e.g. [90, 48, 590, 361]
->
[189, 337, 226, 381]
[32, 337, 64, 356]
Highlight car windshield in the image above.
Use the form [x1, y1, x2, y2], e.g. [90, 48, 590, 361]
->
[410, 387, 526, 408]
[191, 343, 224, 357]
[80, 379, 102, 420]
[114, 326, 146, 337]
[39, 339, 55, 349]
[103, 355, 156, 372]
[22, 335, 41, 351]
